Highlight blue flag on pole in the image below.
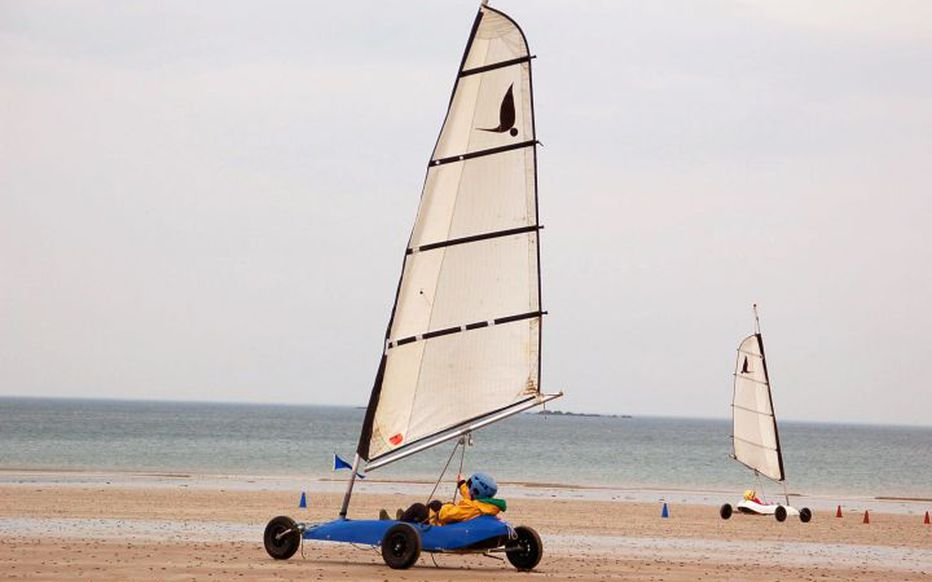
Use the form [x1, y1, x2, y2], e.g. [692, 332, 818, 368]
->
[333, 453, 366, 479]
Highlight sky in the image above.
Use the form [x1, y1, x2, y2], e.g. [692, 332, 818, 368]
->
[1, 1, 930, 425]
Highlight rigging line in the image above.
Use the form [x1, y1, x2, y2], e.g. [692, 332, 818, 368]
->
[755, 470, 766, 503]
[427, 438, 461, 505]
[452, 434, 468, 503]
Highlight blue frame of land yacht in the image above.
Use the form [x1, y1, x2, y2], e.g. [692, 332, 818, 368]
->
[301, 514, 512, 551]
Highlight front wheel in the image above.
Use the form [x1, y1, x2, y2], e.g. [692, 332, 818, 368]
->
[719, 503, 733, 520]
[506, 525, 543, 571]
[264, 516, 300, 560]
[774, 505, 787, 522]
[381, 523, 421, 569]
[799, 507, 812, 523]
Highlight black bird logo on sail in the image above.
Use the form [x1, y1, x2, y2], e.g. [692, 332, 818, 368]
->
[479, 83, 518, 137]
[741, 357, 751, 374]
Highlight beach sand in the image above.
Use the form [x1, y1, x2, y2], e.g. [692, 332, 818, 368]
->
[1, 475, 929, 581]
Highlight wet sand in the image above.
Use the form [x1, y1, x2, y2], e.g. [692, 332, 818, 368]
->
[1, 475, 930, 581]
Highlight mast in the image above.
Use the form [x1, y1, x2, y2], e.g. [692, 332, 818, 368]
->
[753, 306, 789, 504]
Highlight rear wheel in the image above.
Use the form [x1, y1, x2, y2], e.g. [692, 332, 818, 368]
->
[506, 526, 543, 571]
[774, 505, 787, 522]
[263, 516, 300, 560]
[799, 507, 812, 523]
[380, 523, 421, 569]
[719, 503, 733, 520]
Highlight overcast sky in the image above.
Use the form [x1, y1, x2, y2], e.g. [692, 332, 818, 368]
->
[2, 1, 930, 425]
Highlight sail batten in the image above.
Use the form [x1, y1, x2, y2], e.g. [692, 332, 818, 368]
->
[733, 374, 769, 386]
[431, 139, 536, 166]
[387, 310, 543, 350]
[733, 434, 779, 451]
[732, 403, 775, 417]
[460, 55, 534, 77]
[408, 224, 540, 254]
[356, 4, 549, 467]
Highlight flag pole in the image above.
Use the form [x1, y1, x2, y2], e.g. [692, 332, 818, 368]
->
[338, 454, 362, 518]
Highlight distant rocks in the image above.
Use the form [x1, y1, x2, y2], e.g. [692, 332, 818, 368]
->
[536, 410, 631, 419]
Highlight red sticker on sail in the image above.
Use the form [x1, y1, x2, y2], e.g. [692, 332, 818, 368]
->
[389, 433, 404, 446]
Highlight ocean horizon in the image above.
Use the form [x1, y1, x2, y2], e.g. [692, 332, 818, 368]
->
[2, 397, 930, 499]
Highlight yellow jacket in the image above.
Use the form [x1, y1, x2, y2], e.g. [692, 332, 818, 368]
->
[429, 482, 505, 526]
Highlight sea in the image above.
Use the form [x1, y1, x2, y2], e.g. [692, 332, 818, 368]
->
[1, 397, 929, 499]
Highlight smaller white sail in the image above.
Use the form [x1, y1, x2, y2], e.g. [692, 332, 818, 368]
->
[731, 334, 784, 481]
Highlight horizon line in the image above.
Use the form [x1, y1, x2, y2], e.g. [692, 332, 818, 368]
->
[0, 394, 928, 430]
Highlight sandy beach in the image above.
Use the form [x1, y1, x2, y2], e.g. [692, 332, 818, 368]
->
[1, 472, 929, 581]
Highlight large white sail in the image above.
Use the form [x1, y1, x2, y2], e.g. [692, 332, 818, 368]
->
[356, 4, 556, 470]
[731, 334, 785, 481]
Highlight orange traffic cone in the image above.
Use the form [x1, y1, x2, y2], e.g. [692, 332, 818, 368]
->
[835, 505, 843, 518]
[924, 511, 930, 525]
[863, 510, 870, 524]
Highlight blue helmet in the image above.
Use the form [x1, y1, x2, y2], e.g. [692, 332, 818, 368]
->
[468, 472, 498, 499]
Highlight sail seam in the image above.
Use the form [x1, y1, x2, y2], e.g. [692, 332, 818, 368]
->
[459, 55, 533, 77]
[402, 58, 492, 439]
[408, 225, 540, 254]
[732, 434, 778, 452]
[387, 310, 544, 349]
[430, 140, 536, 167]
[731, 403, 774, 417]
[389, 7, 486, 465]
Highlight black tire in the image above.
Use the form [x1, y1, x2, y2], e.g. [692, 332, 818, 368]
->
[506, 525, 543, 571]
[719, 503, 733, 520]
[799, 507, 812, 523]
[380, 523, 421, 569]
[264, 516, 300, 560]
[774, 505, 787, 522]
